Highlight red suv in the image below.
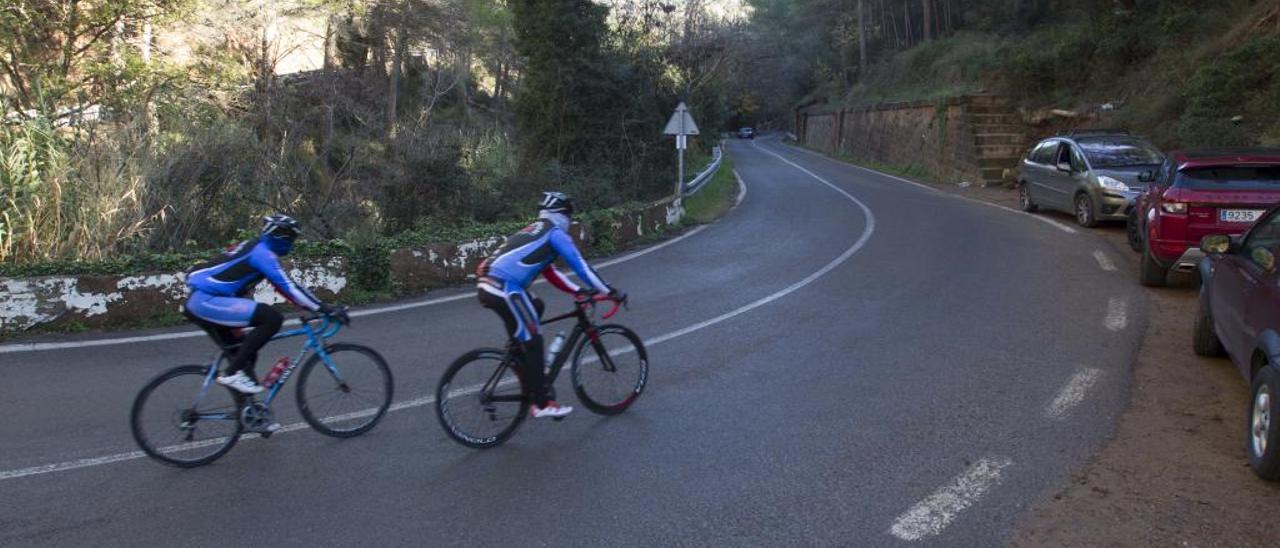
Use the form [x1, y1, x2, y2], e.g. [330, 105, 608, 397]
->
[1131, 148, 1280, 286]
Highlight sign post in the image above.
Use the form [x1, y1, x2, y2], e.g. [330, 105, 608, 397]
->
[664, 102, 700, 197]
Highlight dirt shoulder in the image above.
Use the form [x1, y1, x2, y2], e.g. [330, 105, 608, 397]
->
[923, 182, 1280, 547]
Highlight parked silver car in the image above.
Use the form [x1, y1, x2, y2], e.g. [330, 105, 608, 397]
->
[1017, 132, 1165, 227]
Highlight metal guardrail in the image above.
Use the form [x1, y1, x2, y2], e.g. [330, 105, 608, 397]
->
[682, 145, 724, 196]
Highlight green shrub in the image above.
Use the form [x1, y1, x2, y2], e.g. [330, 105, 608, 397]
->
[1178, 37, 1280, 147]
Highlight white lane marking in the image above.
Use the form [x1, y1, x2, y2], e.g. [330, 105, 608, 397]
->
[1046, 368, 1102, 419]
[1092, 250, 1117, 272]
[771, 141, 1079, 235]
[1105, 297, 1128, 331]
[1, 149, 877, 481]
[732, 169, 748, 207]
[889, 457, 1014, 542]
[0, 224, 712, 354]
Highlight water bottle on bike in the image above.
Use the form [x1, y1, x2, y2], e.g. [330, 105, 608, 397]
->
[262, 357, 290, 388]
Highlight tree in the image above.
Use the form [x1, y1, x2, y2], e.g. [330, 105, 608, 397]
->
[0, 0, 186, 118]
[510, 0, 614, 165]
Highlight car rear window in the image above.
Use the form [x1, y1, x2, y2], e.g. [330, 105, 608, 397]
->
[1177, 165, 1280, 190]
[1076, 138, 1164, 168]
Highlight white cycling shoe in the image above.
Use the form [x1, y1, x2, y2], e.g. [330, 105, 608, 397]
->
[217, 371, 265, 394]
[530, 401, 573, 419]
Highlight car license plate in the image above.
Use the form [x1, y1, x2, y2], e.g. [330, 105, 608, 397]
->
[1220, 209, 1265, 223]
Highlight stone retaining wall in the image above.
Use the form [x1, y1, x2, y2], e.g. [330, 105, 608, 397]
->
[798, 97, 985, 184]
[0, 197, 686, 337]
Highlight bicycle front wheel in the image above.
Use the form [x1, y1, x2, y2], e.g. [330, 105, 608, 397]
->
[131, 365, 243, 467]
[435, 349, 527, 449]
[571, 325, 648, 415]
[296, 344, 394, 438]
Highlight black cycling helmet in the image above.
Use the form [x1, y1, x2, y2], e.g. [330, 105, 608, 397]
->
[538, 191, 574, 215]
[262, 214, 302, 240]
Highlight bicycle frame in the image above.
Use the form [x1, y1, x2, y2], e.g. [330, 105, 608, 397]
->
[192, 315, 344, 415]
[482, 296, 622, 404]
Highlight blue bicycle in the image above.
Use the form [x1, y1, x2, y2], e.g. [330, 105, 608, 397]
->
[130, 309, 393, 467]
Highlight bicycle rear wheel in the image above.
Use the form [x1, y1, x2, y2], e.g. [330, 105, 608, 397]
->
[572, 325, 648, 415]
[435, 349, 527, 449]
[131, 365, 243, 467]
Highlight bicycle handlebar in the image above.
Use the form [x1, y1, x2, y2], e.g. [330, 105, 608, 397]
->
[577, 294, 626, 320]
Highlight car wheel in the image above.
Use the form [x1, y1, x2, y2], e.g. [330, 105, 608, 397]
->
[1018, 182, 1038, 212]
[1139, 235, 1168, 287]
[1192, 290, 1226, 357]
[1126, 209, 1142, 252]
[1247, 366, 1280, 481]
[1074, 193, 1098, 228]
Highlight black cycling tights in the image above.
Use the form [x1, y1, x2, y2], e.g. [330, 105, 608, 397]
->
[201, 304, 284, 379]
[477, 289, 551, 405]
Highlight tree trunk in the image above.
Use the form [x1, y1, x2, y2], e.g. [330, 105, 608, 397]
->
[904, 1, 913, 46]
[857, 0, 867, 77]
[387, 23, 405, 138]
[922, 0, 933, 41]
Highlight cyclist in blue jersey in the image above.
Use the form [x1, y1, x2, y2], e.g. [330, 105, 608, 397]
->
[475, 192, 626, 419]
[185, 214, 346, 396]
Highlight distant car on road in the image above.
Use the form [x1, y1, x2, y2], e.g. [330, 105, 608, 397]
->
[1193, 210, 1280, 480]
[1017, 132, 1164, 228]
[737, 127, 755, 139]
[1131, 148, 1280, 286]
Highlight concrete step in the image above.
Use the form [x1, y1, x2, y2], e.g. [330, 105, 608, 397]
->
[966, 95, 1012, 107]
[971, 123, 1029, 134]
[968, 113, 1020, 124]
[975, 144, 1027, 158]
[965, 104, 1015, 115]
[973, 133, 1028, 146]
[978, 156, 1024, 169]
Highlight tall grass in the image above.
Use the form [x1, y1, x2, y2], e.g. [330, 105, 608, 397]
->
[0, 118, 153, 263]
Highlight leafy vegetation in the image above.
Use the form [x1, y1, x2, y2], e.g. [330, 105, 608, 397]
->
[1, 0, 744, 267]
[739, 0, 1280, 149]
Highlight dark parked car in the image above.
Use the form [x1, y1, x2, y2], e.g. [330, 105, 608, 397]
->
[1131, 148, 1280, 286]
[1018, 132, 1164, 227]
[1194, 211, 1280, 480]
[737, 127, 755, 139]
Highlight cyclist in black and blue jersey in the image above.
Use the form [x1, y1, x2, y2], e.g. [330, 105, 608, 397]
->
[476, 192, 626, 419]
[185, 214, 346, 396]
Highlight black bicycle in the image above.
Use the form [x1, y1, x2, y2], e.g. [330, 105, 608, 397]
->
[435, 294, 648, 448]
[130, 310, 393, 467]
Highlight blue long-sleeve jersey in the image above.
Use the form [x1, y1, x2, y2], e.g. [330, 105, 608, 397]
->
[478, 219, 611, 293]
[186, 237, 323, 311]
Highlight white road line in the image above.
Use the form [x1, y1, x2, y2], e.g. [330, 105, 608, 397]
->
[732, 169, 748, 207]
[1105, 297, 1128, 331]
[1092, 250, 1118, 272]
[889, 457, 1014, 542]
[1046, 368, 1102, 419]
[0, 222, 713, 355]
[1, 144, 878, 482]
[770, 141, 1079, 235]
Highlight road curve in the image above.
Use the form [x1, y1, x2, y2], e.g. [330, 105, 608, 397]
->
[0, 137, 1145, 546]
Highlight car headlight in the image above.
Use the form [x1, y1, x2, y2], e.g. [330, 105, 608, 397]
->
[1098, 176, 1129, 193]
[1161, 202, 1188, 214]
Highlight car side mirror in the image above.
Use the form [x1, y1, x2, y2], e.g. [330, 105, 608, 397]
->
[1056, 161, 1073, 173]
[1138, 170, 1156, 183]
[1252, 247, 1277, 272]
[1201, 234, 1233, 255]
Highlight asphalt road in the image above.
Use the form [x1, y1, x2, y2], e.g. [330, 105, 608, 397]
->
[0, 137, 1146, 546]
